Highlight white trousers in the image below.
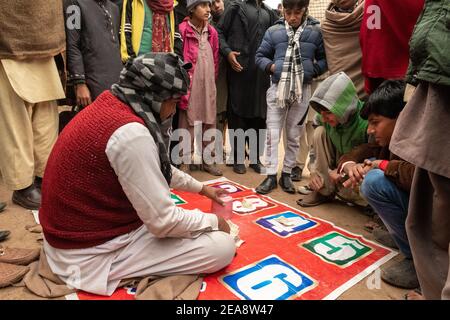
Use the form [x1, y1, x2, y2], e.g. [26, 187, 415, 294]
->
[44, 225, 235, 296]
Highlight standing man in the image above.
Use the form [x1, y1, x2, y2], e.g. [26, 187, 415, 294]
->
[0, 0, 66, 210]
[217, 0, 278, 174]
[64, 0, 123, 105]
[389, 0, 450, 300]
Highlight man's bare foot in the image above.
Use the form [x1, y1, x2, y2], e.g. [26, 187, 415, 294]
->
[404, 289, 424, 300]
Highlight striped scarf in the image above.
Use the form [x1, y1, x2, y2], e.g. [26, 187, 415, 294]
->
[111, 53, 189, 185]
[277, 19, 306, 108]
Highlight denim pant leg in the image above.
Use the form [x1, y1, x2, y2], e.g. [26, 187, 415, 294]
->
[360, 169, 411, 257]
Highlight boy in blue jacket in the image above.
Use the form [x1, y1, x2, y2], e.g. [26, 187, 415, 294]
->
[255, 0, 327, 194]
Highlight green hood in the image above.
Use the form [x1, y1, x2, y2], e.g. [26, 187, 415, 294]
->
[310, 72, 368, 155]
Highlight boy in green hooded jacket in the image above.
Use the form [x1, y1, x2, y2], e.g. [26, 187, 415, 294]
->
[297, 72, 368, 207]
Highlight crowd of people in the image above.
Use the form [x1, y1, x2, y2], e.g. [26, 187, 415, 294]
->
[0, 0, 448, 300]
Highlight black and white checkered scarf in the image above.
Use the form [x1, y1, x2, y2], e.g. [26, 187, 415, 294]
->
[111, 53, 189, 185]
[277, 19, 307, 108]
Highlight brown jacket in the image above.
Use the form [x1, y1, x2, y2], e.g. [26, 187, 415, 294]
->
[338, 143, 415, 192]
[0, 0, 65, 60]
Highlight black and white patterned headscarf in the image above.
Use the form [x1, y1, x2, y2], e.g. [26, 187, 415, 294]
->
[111, 53, 190, 185]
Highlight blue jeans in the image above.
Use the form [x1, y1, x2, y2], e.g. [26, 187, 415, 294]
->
[360, 169, 411, 258]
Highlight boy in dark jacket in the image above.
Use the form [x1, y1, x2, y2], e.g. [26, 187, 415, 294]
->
[338, 80, 418, 289]
[254, 0, 327, 194]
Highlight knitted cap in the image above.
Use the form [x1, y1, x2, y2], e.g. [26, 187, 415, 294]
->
[187, 0, 212, 12]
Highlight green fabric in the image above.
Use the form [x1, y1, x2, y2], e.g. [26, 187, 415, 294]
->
[139, 1, 153, 55]
[323, 100, 368, 155]
[313, 74, 368, 155]
[406, 0, 450, 86]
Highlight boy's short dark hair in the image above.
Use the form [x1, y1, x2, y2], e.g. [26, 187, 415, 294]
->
[361, 80, 406, 120]
[282, 0, 309, 10]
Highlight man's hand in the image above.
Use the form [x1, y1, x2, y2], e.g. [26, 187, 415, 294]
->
[270, 64, 275, 74]
[342, 162, 371, 188]
[76, 83, 92, 107]
[329, 169, 341, 185]
[200, 185, 230, 205]
[363, 159, 382, 170]
[227, 51, 243, 72]
[309, 174, 324, 191]
[217, 215, 231, 234]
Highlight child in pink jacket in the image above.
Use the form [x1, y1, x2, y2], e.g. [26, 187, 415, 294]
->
[177, 0, 221, 176]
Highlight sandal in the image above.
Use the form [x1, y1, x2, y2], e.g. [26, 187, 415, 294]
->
[297, 192, 334, 208]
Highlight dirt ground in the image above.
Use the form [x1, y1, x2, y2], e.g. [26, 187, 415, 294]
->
[0, 163, 408, 300]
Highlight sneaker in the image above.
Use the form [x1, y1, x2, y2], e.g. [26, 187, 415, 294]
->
[381, 258, 419, 289]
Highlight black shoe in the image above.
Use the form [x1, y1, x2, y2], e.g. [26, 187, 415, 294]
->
[256, 175, 277, 194]
[0, 230, 10, 242]
[34, 176, 43, 190]
[0, 202, 6, 213]
[291, 166, 302, 181]
[12, 184, 41, 210]
[233, 164, 247, 174]
[249, 161, 264, 174]
[279, 172, 296, 194]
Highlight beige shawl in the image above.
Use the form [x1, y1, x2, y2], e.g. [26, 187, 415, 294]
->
[321, 1, 366, 99]
[0, 0, 65, 59]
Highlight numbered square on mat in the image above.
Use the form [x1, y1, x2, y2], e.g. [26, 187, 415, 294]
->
[302, 232, 373, 267]
[208, 181, 244, 194]
[232, 195, 277, 215]
[221, 255, 315, 300]
[255, 211, 317, 237]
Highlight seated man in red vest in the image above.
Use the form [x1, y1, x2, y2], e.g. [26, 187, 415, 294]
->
[39, 53, 235, 296]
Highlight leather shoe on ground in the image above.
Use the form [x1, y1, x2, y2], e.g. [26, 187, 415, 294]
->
[0, 247, 40, 265]
[34, 176, 43, 190]
[279, 173, 296, 194]
[0, 202, 6, 213]
[249, 161, 264, 174]
[297, 191, 334, 207]
[381, 258, 419, 289]
[255, 175, 277, 194]
[0, 230, 10, 242]
[291, 166, 303, 181]
[0, 262, 29, 288]
[12, 184, 41, 210]
[233, 164, 247, 174]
